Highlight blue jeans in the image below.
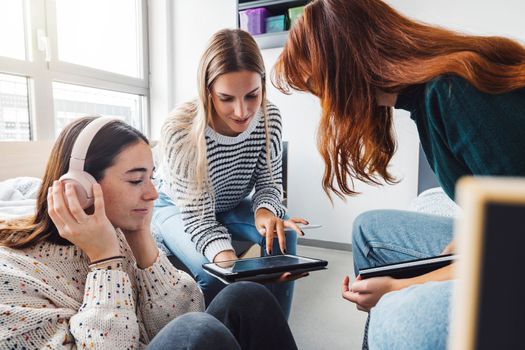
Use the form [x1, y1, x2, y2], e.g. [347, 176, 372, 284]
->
[152, 192, 297, 319]
[352, 210, 454, 350]
[146, 282, 297, 350]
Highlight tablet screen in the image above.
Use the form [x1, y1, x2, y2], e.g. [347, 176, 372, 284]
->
[203, 254, 327, 282]
[217, 255, 321, 273]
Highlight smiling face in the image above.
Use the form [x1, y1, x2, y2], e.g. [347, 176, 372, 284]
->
[209, 70, 263, 136]
[98, 140, 158, 231]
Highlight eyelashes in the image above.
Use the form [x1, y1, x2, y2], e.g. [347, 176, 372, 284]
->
[219, 95, 259, 102]
[128, 176, 155, 186]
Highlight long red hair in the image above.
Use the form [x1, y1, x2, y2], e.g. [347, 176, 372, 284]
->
[273, 0, 525, 200]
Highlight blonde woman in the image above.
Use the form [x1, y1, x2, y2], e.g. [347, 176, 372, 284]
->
[152, 29, 307, 318]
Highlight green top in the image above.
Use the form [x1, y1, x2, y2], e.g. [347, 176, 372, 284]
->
[396, 75, 525, 200]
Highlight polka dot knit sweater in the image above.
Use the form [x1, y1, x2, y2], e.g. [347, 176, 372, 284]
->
[0, 229, 204, 349]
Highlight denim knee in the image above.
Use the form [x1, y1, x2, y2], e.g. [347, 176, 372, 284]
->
[352, 210, 389, 273]
[368, 281, 452, 350]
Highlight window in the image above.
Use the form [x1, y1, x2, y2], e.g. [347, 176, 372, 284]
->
[0, 73, 30, 141]
[53, 82, 144, 134]
[0, 0, 27, 60]
[55, 0, 142, 78]
[0, 0, 149, 141]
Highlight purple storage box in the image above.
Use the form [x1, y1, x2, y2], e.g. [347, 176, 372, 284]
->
[239, 7, 269, 35]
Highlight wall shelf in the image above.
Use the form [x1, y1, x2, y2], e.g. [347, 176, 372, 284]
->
[238, 0, 306, 11]
[253, 31, 289, 50]
[237, 0, 308, 49]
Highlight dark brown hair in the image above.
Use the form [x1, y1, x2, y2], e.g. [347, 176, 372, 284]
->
[273, 0, 525, 200]
[0, 117, 148, 248]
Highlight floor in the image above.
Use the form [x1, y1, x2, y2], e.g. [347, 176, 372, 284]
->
[289, 245, 369, 350]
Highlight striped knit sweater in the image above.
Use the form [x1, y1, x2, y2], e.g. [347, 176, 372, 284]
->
[158, 100, 286, 262]
[0, 229, 204, 349]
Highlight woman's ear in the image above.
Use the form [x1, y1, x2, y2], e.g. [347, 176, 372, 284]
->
[375, 89, 398, 107]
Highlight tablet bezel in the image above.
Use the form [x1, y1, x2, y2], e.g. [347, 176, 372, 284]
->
[359, 254, 456, 279]
[202, 254, 328, 283]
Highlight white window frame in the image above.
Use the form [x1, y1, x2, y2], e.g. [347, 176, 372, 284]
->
[0, 0, 150, 140]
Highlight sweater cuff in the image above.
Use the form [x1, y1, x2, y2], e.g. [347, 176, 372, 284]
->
[203, 238, 235, 262]
[82, 270, 135, 311]
[255, 201, 286, 219]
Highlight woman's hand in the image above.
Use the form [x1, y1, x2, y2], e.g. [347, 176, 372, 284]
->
[441, 238, 456, 255]
[119, 206, 159, 269]
[255, 208, 308, 255]
[341, 275, 398, 312]
[47, 181, 121, 263]
[213, 250, 238, 263]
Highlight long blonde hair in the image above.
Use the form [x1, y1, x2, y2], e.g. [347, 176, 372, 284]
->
[161, 29, 270, 205]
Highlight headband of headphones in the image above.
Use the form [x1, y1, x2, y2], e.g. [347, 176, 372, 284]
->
[68, 117, 117, 171]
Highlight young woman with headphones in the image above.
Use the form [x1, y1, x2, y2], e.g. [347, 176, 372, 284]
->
[0, 116, 297, 349]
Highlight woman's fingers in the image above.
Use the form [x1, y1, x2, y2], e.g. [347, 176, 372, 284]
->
[265, 222, 275, 255]
[51, 181, 75, 223]
[288, 217, 308, 225]
[283, 220, 304, 237]
[275, 272, 309, 283]
[92, 183, 106, 217]
[341, 275, 351, 293]
[47, 186, 65, 228]
[276, 221, 287, 254]
[350, 279, 368, 293]
[65, 183, 89, 224]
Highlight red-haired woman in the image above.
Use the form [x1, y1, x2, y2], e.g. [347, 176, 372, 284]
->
[273, 0, 525, 348]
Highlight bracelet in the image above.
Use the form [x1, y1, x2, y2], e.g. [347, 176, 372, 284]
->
[89, 255, 126, 265]
[89, 259, 124, 271]
[89, 257, 125, 271]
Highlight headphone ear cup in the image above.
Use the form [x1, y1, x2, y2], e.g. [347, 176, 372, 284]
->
[58, 170, 97, 209]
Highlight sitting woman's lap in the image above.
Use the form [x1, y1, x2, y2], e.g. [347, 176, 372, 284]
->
[147, 282, 297, 350]
[352, 209, 454, 274]
[152, 193, 297, 318]
[353, 209, 455, 349]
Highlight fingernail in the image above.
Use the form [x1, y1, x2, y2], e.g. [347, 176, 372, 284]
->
[267, 248, 272, 255]
[301, 230, 305, 236]
[305, 220, 309, 224]
[283, 248, 287, 254]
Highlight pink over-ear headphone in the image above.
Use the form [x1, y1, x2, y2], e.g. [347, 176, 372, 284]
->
[59, 116, 117, 209]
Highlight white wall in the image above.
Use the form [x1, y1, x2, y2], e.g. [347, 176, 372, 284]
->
[385, 0, 525, 44]
[149, 0, 237, 139]
[171, 0, 237, 105]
